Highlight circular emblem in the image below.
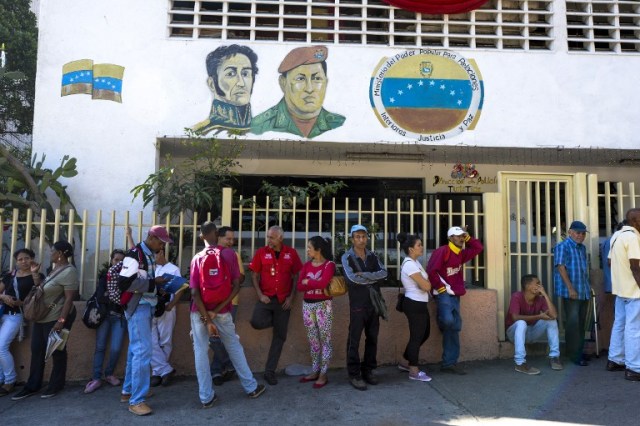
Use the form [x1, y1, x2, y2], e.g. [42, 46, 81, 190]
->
[369, 49, 484, 141]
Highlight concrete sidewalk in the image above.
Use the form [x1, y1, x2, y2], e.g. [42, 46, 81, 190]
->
[0, 355, 635, 425]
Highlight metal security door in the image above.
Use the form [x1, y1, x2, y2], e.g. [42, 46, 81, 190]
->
[496, 172, 588, 337]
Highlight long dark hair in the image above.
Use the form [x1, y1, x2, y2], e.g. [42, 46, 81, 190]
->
[309, 236, 333, 261]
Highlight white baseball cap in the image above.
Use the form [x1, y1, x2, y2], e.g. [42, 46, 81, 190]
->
[447, 226, 466, 237]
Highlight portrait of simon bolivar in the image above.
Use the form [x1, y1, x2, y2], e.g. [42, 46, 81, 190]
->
[192, 44, 258, 135]
[251, 46, 345, 139]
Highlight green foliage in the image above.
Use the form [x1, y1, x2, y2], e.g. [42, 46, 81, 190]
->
[0, 144, 80, 244]
[258, 180, 347, 209]
[131, 129, 243, 220]
[0, 0, 38, 135]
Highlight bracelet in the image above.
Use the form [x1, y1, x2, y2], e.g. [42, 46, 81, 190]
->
[57, 317, 66, 323]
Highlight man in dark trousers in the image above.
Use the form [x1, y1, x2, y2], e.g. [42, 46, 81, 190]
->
[249, 225, 303, 385]
[427, 226, 483, 375]
[342, 224, 388, 391]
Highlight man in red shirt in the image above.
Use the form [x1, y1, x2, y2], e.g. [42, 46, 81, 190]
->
[249, 225, 303, 385]
[506, 274, 563, 375]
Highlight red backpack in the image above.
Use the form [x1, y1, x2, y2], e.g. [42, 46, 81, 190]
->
[199, 246, 232, 308]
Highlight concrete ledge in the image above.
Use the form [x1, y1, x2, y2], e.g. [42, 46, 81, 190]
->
[11, 287, 499, 382]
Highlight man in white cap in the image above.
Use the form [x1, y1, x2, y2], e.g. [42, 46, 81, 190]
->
[426, 226, 483, 375]
[342, 224, 388, 391]
[119, 226, 172, 416]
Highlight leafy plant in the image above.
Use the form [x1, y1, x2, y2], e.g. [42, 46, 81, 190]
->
[0, 144, 80, 245]
[130, 129, 243, 221]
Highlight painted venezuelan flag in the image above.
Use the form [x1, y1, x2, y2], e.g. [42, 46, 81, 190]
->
[92, 63, 125, 103]
[61, 59, 94, 96]
[371, 54, 483, 134]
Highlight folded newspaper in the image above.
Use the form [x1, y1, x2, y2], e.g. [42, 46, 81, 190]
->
[45, 329, 70, 360]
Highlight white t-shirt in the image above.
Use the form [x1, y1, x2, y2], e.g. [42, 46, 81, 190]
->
[400, 258, 430, 302]
[608, 226, 640, 299]
[156, 262, 181, 301]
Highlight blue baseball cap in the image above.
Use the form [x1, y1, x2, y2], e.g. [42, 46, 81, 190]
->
[350, 224, 368, 236]
[569, 221, 588, 232]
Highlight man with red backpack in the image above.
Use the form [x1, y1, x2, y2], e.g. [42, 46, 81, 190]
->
[117, 225, 172, 416]
[190, 221, 265, 408]
[426, 226, 483, 375]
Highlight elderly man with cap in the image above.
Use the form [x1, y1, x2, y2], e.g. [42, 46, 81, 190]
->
[553, 220, 591, 366]
[341, 224, 388, 391]
[119, 226, 172, 416]
[426, 226, 483, 375]
[251, 45, 345, 138]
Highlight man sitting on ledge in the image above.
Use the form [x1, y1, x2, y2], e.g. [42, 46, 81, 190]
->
[506, 274, 564, 375]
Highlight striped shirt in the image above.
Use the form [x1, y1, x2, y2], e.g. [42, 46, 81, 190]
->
[553, 237, 590, 300]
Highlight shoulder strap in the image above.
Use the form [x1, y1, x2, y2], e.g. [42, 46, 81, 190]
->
[611, 229, 635, 251]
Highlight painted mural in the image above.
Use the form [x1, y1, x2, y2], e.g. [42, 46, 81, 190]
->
[251, 46, 345, 138]
[192, 45, 345, 138]
[61, 59, 124, 103]
[192, 45, 258, 135]
[369, 49, 483, 141]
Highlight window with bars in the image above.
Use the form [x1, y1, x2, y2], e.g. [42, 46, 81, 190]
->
[168, 0, 555, 51]
[566, 1, 640, 53]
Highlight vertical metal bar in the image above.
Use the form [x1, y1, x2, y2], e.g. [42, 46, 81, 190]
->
[109, 211, 116, 256]
[53, 209, 61, 245]
[94, 209, 102, 288]
[79, 210, 88, 294]
[515, 181, 522, 284]
[25, 208, 33, 248]
[524, 181, 532, 274]
[10, 209, 19, 270]
[38, 209, 47, 261]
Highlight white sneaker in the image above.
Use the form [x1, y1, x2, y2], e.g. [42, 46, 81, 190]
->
[409, 371, 432, 382]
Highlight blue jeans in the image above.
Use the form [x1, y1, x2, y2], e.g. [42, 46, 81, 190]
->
[209, 305, 237, 377]
[436, 293, 462, 367]
[92, 313, 127, 380]
[191, 311, 258, 404]
[0, 313, 22, 384]
[506, 319, 560, 365]
[609, 296, 640, 373]
[562, 298, 588, 363]
[122, 304, 152, 405]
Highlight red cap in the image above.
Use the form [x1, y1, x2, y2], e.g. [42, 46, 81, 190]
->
[148, 225, 173, 243]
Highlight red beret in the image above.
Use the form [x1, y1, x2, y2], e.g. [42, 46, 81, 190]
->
[278, 46, 328, 74]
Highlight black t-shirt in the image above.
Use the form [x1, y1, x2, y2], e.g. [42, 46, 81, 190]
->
[1, 272, 43, 314]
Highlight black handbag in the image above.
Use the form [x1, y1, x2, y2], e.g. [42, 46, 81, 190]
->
[395, 291, 405, 312]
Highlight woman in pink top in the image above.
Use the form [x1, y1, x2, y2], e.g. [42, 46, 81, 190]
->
[296, 236, 335, 389]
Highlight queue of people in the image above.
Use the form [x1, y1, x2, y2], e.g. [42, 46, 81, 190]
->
[6, 213, 637, 415]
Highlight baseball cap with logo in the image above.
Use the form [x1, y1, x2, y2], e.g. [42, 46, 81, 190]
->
[350, 224, 368, 236]
[148, 225, 173, 243]
[447, 226, 466, 238]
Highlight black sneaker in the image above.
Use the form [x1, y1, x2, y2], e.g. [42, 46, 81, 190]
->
[248, 384, 266, 399]
[11, 388, 36, 401]
[221, 369, 236, 382]
[440, 364, 467, 375]
[150, 375, 162, 387]
[202, 393, 218, 409]
[212, 375, 224, 386]
[263, 371, 278, 385]
[349, 376, 367, 391]
[40, 388, 58, 399]
[161, 369, 175, 387]
[362, 371, 379, 386]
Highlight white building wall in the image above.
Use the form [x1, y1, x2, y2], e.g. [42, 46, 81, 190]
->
[32, 0, 640, 212]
